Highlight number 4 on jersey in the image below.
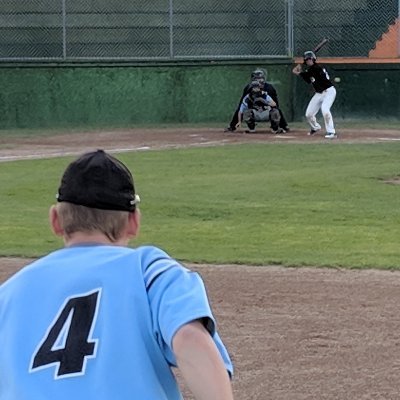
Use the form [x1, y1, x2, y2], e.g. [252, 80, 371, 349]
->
[30, 289, 101, 379]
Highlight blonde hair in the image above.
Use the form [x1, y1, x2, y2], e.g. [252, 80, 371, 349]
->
[56, 202, 130, 242]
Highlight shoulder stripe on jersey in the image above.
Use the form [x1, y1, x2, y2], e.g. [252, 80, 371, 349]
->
[144, 257, 176, 290]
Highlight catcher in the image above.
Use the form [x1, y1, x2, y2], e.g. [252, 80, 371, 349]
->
[225, 68, 290, 133]
[236, 80, 281, 133]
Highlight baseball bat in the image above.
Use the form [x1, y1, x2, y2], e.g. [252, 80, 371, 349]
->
[313, 38, 329, 54]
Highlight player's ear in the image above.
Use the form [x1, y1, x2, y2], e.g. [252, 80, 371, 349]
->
[127, 208, 141, 239]
[49, 205, 64, 236]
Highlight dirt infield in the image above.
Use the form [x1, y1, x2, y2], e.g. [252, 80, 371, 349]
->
[1, 126, 400, 162]
[2, 127, 400, 399]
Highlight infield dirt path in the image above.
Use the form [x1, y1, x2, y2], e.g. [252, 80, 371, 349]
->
[1, 126, 400, 161]
[1, 127, 400, 399]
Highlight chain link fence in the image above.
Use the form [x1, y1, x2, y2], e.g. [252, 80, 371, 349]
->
[0, 0, 399, 61]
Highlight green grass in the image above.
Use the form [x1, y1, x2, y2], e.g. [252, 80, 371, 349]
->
[1, 142, 400, 269]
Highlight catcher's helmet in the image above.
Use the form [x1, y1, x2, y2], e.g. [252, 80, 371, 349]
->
[249, 80, 263, 98]
[303, 51, 316, 62]
[250, 68, 267, 81]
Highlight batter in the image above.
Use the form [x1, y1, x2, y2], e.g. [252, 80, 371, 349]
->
[293, 51, 337, 139]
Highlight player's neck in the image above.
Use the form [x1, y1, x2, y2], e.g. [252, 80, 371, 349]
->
[64, 231, 128, 247]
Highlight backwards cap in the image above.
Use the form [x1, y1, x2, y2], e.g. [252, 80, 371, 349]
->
[57, 149, 139, 211]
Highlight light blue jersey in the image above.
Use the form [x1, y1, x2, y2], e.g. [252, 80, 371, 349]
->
[0, 245, 233, 399]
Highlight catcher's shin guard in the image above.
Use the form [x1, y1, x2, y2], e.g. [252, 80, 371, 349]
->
[269, 107, 281, 130]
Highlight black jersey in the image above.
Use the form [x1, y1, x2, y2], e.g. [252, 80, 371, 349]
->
[300, 63, 333, 93]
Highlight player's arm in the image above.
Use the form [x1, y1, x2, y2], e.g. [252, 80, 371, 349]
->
[236, 111, 242, 128]
[265, 83, 279, 106]
[236, 107, 244, 127]
[173, 320, 234, 400]
[293, 64, 312, 83]
[265, 94, 276, 107]
[230, 84, 251, 123]
[236, 96, 248, 128]
[142, 247, 233, 385]
[292, 64, 302, 75]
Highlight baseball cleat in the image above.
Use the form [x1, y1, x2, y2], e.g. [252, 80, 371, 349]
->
[224, 126, 236, 133]
[245, 128, 256, 133]
[308, 129, 317, 136]
[324, 132, 337, 139]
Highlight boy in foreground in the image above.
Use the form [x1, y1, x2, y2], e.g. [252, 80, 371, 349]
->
[0, 149, 234, 399]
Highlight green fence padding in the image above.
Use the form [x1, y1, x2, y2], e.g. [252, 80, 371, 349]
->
[0, 61, 398, 129]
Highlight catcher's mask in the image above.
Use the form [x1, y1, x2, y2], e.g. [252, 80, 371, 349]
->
[249, 81, 263, 98]
[303, 51, 316, 63]
[256, 77, 265, 86]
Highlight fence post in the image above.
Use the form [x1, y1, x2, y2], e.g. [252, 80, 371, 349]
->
[169, 0, 174, 58]
[62, 0, 67, 59]
[286, 0, 294, 57]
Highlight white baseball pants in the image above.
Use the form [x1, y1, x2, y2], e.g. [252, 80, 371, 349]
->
[305, 86, 336, 133]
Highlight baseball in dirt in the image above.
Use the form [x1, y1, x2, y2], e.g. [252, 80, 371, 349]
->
[334, 77, 341, 83]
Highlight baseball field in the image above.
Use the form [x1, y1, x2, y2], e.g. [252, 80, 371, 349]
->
[1, 125, 400, 399]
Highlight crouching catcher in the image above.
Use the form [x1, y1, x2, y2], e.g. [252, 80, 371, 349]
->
[236, 81, 284, 134]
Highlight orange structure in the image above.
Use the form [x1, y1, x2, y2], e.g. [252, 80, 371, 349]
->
[369, 18, 400, 58]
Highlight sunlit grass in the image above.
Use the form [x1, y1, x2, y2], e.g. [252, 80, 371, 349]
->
[1, 142, 400, 268]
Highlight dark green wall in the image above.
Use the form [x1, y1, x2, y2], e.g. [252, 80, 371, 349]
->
[0, 61, 398, 129]
[0, 61, 292, 129]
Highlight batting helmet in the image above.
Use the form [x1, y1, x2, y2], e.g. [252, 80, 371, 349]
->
[303, 51, 316, 62]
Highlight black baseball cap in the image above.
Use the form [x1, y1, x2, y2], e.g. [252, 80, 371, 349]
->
[56, 149, 140, 211]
